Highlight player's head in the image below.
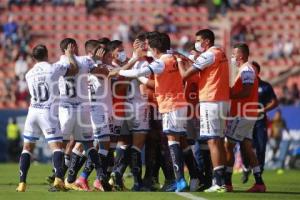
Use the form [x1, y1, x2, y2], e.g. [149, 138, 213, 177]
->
[135, 32, 148, 53]
[32, 44, 48, 62]
[232, 43, 250, 67]
[145, 31, 160, 49]
[102, 47, 113, 65]
[60, 38, 78, 55]
[85, 39, 101, 56]
[98, 37, 110, 48]
[148, 33, 169, 58]
[107, 40, 126, 63]
[195, 29, 215, 52]
[251, 61, 261, 75]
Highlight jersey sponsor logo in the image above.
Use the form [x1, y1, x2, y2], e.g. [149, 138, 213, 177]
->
[45, 128, 56, 135]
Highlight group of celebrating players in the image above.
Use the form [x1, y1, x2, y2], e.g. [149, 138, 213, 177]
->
[16, 29, 267, 193]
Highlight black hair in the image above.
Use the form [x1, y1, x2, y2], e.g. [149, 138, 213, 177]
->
[60, 38, 77, 53]
[234, 43, 250, 59]
[85, 39, 100, 54]
[159, 32, 171, 50]
[251, 61, 261, 74]
[148, 33, 169, 53]
[106, 40, 123, 52]
[145, 31, 160, 40]
[32, 44, 48, 61]
[195, 29, 215, 45]
[136, 32, 147, 41]
[98, 37, 110, 46]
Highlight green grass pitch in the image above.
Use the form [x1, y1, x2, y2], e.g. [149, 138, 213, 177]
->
[0, 163, 299, 200]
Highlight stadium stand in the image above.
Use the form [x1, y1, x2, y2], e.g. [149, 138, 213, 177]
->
[0, 0, 299, 108]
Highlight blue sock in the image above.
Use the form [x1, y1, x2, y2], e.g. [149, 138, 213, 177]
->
[19, 151, 31, 183]
[168, 142, 184, 181]
[80, 157, 94, 179]
[53, 150, 64, 179]
[87, 148, 105, 180]
[67, 151, 83, 183]
[213, 166, 225, 186]
[114, 146, 130, 176]
[183, 147, 199, 179]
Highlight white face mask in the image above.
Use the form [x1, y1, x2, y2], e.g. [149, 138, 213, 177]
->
[147, 50, 155, 58]
[195, 42, 204, 52]
[231, 57, 237, 66]
[117, 51, 127, 62]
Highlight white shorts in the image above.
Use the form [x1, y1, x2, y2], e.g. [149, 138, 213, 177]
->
[23, 107, 62, 143]
[225, 117, 256, 142]
[125, 105, 150, 134]
[199, 101, 229, 140]
[162, 106, 187, 135]
[113, 118, 123, 136]
[59, 105, 93, 141]
[90, 106, 114, 141]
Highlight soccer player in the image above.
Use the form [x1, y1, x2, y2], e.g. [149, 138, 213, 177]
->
[16, 44, 78, 192]
[240, 61, 278, 183]
[174, 29, 230, 192]
[57, 38, 110, 191]
[109, 33, 189, 192]
[224, 43, 266, 192]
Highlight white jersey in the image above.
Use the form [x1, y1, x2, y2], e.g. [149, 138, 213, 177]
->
[26, 61, 69, 109]
[88, 64, 113, 114]
[127, 60, 149, 105]
[58, 55, 96, 107]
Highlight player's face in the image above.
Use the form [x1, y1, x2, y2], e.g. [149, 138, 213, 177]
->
[231, 48, 243, 67]
[103, 52, 113, 64]
[113, 46, 124, 59]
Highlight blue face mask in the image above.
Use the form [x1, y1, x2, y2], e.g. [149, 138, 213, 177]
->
[117, 51, 127, 62]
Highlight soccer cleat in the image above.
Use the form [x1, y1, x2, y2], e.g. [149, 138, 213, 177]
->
[175, 178, 188, 192]
[46, 174, 55, 184]
[189, 178, 200, 192]
[93, 179, 112, 192]
[16, 182, 26, 192]
[225, 184, 233, 192]
[161, 180, 176, 192]
[241, 169, 251, 184]
[53, 177, 67, 191]
[65, 179, 83, 191]
[75, 177, 90, 191]
[246, 184, 266, 193]
[204, 184, 227, 193]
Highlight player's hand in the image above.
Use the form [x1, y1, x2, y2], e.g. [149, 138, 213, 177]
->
[108, 69, 120, 78]
[65, 43, 74, 57]
[95, 48, 105, 61]
[133, 39, 143, 51]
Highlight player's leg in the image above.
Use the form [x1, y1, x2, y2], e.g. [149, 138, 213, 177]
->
[164, 106, 188, 192]
[17, 109, 39, 192]
[111, 121, 131, 191]
[17, 142, 35, 192]
[223, 139, 236, 192]
[242, 138, 266, 192]
[201, 102, 228, 193]
[66, 143, 85, 186]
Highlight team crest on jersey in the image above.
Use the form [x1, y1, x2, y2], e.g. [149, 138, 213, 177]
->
[45, 128, 56, 135]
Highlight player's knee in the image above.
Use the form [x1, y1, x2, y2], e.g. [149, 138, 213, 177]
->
[23, 142, 35, 153]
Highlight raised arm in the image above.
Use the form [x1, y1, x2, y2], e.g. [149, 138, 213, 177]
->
[65, 43, 79, 76]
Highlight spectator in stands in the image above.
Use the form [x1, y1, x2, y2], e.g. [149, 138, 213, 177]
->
[113, 20, 130, 43]
[279, 85, 294, 105]
[283, 37, 294, 58]
[231, 18, 247, 44]
[207, 0, 227, 20]
[291, 83, 299, 103]
[15, 53, 28, 80]
[6, 117, 21, 162]
[153, 13, 177, 33]
[2, 15, 18, 42]
[268, 34, 284, 60]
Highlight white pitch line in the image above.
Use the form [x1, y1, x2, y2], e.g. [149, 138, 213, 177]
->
[175, 192, 208, 200]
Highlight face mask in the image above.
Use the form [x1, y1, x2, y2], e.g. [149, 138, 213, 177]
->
[147, 50, 154, 58]
[195, 42, 204, 52]
[231, 57, 237, 66]
[117, 51, 127, 62]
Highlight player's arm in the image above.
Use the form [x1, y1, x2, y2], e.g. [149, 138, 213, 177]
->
[109, 59, 164, 78]
[176, 51, 215, 82]
[90, 64, 110, 77]
[230, 70, 255, 99]
[65, 43, 79, 76]
[261, 83, 279, 113]
[137, 76, 155, 89]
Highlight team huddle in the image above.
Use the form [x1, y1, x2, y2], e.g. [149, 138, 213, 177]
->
[16, 29, 267, 193]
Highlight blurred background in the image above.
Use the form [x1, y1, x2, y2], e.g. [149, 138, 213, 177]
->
[0, 0, 299, 170]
